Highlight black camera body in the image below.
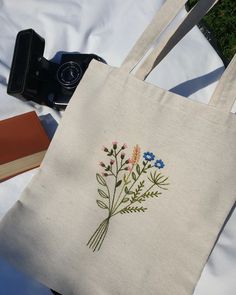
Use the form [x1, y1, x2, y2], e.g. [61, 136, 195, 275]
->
[7, 29, 105, 109]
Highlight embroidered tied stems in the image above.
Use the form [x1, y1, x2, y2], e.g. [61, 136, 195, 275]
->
[87, 218, 110, 251]
[87, 143, 169, 251]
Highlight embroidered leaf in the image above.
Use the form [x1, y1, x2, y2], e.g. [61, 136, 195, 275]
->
[122, 197, 130, 203]
[132, 180, 145, 201]
[107, 149, 113, 156]
[96, 173, 106, 186]
[124, 187, 134, 195]
[138, 191, 162, 203]
[123, 174, 128, 183]
[137, 198, 145, 203]
[136, 164, 141, 175]
[148, 171, 160, 183]
[143, 160, 146, 166]
[145, 191, 162, 198]
[132, 172, 137, 181]
[148, 171, 169, 190]
[105, 165, 111, 171]
[123, 174, 131, 185]
[96, 200, 108, 209]
[98, 189, 109, 199]
[125, 186, 134, 195]
[120, 206, 147, 214]
[157, 185, 169, 190]
[157, 178, 169, 190]
[116, 180, 122, 187]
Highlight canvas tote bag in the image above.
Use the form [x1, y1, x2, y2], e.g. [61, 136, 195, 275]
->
[0, 0, 236, 294]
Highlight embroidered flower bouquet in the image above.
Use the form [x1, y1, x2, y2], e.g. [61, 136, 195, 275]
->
[87, 142, 169, 251]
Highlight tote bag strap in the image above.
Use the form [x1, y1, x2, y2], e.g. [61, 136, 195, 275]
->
[134, 0, 219, 80]
[209, 55, 236, 113]
[121, 0, 188, 73]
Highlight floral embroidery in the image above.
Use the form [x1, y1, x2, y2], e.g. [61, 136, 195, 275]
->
[154, 159, 165, 169]
[143, 151, 155, 161]
[87, 142, 169, 252]
[131, 144, 141, 164]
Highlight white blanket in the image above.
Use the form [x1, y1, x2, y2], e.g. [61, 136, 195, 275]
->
[0, 0, 235, 294]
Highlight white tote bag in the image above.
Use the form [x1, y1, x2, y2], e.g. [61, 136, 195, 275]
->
[0, 0, 235, 294]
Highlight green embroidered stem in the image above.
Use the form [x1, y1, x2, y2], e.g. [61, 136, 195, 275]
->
[106, 183, 112, 212]
[110, 150, 119, 213]
[110, 151, 127, 214]
[112, 183, 156, 217]
[87, 219, 107, 249]
[111, 164, 134, 215]
[125, 161, 148, 196]
[112, 161, 148, 214]
[108, 170, 116, 177]
[97, 219, 109, 251]
[87, 218, 110, 251]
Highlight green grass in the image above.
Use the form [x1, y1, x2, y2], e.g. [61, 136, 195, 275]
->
[187, 0, 236, 63]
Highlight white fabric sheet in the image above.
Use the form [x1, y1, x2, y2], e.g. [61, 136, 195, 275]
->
[0, 0, 235, 294]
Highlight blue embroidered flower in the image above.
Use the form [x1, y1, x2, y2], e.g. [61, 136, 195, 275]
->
[154, 159, 165, 169]
[143, 152, 155, 161]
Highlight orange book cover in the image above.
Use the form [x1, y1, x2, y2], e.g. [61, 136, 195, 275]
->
[0, 111, 50, 181]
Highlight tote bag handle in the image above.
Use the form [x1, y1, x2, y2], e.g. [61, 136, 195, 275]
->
[209, 55, 236, 113]
[133, 0, 219, 80]
[122, 0, 236, 113]
[121, 0, 188, 73]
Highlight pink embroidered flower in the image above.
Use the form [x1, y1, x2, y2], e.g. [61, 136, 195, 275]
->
[99, 161, 105, 167]
[128, 166, 132, 172]
[110, 159, 115, 165]
[102, 172, 108, 177]
[121, 152, 125, 159]
[112, 141, 118, 150]
[121, 143, 127, 149]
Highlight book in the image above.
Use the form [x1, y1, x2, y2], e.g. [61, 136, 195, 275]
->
[0, 111, 50, 181]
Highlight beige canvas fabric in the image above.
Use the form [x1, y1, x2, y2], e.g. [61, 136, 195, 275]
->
[0, 1, 235, 295]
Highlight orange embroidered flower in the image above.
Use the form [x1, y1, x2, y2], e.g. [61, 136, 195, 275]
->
[131, 144, 141, 164]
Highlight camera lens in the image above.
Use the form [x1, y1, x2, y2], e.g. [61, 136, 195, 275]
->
[57, 61, 82, 89]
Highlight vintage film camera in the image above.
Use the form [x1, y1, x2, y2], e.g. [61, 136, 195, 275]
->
[7, 29, 106, 109]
